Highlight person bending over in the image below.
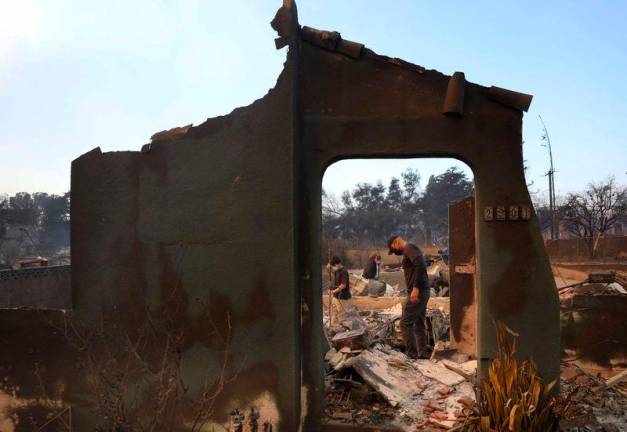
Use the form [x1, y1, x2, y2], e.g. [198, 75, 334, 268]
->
[388, 235, 430, 359]
[362, 253, 385, 297]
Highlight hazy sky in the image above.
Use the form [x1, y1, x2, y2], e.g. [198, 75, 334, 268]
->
[1, 0, 626, 199]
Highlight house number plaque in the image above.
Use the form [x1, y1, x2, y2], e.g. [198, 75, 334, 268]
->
[484, 205, 531, 222]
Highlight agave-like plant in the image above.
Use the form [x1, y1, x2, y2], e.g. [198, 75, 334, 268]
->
[458, 321, 558, 432]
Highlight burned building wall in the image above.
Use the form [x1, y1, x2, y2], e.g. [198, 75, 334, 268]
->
[0, 1, 560, 430]
[70, 69, 300, 428]
[449, 197, 477, 356]
[0, 42, 301, 432]
[296, 24, 560, 429]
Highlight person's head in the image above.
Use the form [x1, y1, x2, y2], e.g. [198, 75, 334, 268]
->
[329, 256, 343, 272]
[372, 253, 382, 264]
[387, 235, 407, 256]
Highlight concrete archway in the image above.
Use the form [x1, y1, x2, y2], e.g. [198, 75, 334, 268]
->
[274, 2, 561, 427]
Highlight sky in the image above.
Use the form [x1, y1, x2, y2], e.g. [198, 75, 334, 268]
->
[1, 0, 626, 200]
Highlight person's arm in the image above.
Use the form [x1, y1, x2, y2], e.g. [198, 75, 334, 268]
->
[416, 256, 429, 290]
[409, 256, 427, 303]
[409, 280, 420, 303]
[333, 282, 345, 295]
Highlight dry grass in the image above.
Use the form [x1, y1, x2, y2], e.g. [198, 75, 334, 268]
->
[458, 322, 559, 432]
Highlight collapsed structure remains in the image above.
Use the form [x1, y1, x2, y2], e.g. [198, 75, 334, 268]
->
[0, 1, 564, 430]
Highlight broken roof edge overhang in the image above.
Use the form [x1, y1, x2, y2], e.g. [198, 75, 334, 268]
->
[274, 1, 533, 115]
[292, 25, 533, 115]
[73, 0, 533, 161]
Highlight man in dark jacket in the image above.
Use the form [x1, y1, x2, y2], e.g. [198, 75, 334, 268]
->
[362, 253, 385, 296]
[388, 235, 431, 359]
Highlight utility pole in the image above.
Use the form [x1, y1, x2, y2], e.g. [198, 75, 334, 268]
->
[539, 115, 557, 239]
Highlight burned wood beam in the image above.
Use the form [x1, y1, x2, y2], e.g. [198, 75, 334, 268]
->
[606, 370, 627, 388]
[442, 72, 466, 115]
[488, 86, 533, 112]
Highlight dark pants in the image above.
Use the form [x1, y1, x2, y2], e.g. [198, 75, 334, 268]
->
[400, 289, 430, 358]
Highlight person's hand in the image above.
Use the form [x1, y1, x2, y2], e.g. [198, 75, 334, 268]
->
[410, 288, 419, 304]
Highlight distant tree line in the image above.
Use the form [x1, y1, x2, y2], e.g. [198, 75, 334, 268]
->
[322, 167, 474, 248]
[0, 192, 70, 266]
[324, 167, 626, 260]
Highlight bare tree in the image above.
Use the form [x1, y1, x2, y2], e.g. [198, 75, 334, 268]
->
[559, 176, 626, 258]
[533, 192, 566, 239]
[321, 188, 344, 219]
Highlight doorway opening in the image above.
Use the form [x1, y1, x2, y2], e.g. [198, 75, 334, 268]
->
[320, 157, 478, 429]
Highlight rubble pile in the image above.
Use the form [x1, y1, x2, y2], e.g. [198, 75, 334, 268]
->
[323, 297, 477, 430]
[326, 301, 450, 351]
[558, 270, 627, 298]
[324, 344, 477, 430]
[324, 368, 400, 427]
[559, 280, 627, 300]
[322, 266, 626, 430]
[559, 363, 627, 432]
[559, 272, 627, 382]
[325, 296, 450, 349]
[322, 298, 627, 431]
